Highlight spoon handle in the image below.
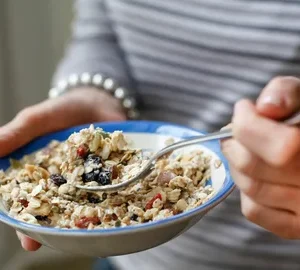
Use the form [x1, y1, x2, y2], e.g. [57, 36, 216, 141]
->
[151, 129, 232, 160]
[152, 111, 300, 160]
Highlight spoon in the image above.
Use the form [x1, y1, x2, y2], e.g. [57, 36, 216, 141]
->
[76, 112, 300, 192]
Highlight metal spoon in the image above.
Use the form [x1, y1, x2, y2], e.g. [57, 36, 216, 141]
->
[76, 112, 300, 192]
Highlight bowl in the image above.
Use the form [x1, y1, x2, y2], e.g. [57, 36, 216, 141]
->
[0, 121, 234, 257]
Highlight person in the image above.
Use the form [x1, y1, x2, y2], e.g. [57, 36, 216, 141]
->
[5, 0, 300, 269]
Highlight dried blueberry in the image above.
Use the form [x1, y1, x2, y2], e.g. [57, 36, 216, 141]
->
[87, 193, 100, 204]
[85, 154, 102, 165]
[82, 169, 100, 183]
[50, 174, 67, 186]
[130, 214, 138, 221]
[96, 171, 111, 186]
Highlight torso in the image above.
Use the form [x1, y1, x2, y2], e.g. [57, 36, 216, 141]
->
[105, 0, 300, 269]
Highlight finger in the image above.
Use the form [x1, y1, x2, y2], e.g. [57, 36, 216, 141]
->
[240, 193, 300, 239]
[231, 167, 300, 212]
[221, 137, 300, 186]
[233, 99, 300, 168]
[0, 89, 125, 157]
[256, 76, 300, 120]
[16, 232, 41, 251]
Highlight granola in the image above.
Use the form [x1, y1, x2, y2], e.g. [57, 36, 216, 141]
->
[0, 125, 214, 229]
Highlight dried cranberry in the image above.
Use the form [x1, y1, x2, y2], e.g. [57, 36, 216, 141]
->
[75, 216, 101, 229]
[77, 144, 89, 158]
[87, 193, 100, 204]
[19, 199, 29, 208]
[50, 174, 67, 186]
[145, 193, 162, 210]
[130, 214, 138, 221]
[96, 170, 111, 186]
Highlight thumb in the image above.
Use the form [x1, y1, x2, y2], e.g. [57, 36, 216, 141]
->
[256, 76, 300, 120]
[0, 89, 125, 156]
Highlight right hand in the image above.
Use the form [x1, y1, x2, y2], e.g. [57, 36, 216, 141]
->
[1, 87, 126, 251]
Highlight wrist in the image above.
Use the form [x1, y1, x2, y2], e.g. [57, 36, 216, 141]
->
[49, 73, 139, 119]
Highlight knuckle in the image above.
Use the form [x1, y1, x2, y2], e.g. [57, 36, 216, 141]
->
[244, 180, 263, 199]
[233, 151, 257, 176]
[241, 202, 260, 222]
[271, 128, 300, 168]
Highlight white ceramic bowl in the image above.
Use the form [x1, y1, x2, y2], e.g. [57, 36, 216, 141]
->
[0, 121, 234, 257]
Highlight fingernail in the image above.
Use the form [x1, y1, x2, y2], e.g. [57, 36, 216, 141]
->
[258, 95, 283, 107]
[220, 123, 232, 131]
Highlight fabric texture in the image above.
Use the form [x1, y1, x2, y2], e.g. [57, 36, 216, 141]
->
[54, 1, 300, 269]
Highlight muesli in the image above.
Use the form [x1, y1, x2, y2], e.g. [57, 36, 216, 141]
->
[0, 125, 214, 229]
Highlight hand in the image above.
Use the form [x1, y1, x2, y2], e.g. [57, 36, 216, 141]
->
[0, 87, 126, 250]
[221, 76, 300, 239]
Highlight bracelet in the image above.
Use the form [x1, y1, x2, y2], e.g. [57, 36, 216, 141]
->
[48, 73, 139, 119]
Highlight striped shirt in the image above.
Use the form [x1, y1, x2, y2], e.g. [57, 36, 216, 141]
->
[54, 0, 300, 269]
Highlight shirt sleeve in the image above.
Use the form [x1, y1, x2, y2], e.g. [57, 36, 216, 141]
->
[52, 0, 133, 89]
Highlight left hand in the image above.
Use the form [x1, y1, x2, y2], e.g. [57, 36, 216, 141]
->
[221, 76, 300, 239]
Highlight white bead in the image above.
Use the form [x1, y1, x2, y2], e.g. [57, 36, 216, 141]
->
[68, 74, 79, 86]
[123, 97, 136, 109]
[103, 78, 116, 91]
[92, 74, 104, 86]
[80, 73, 92, 84]
[48, 88, 63, 98]
[57, 80, 68, 90]
[114, 87, 127, 99]
[127, 109, 140, 119]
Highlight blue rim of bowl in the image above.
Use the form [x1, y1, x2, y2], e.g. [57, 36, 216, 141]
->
[0, 121, 235, 235]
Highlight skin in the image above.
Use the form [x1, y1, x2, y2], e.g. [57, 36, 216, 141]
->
[2, 76, 300, 251]
[1, 88, 126, 251]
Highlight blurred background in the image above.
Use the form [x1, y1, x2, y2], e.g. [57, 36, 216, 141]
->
[0, 1, 95, 269]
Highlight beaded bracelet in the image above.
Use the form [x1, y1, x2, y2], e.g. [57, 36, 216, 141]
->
[48, 73, 139, 119]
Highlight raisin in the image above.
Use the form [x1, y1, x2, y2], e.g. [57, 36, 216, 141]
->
[50, 174, 67, 186]
[77, 144, 89, 158]
[111, 213, 118, 221]
[35, 215, 49, 221]
[75, 216, 101, 229]
[102, 193, 107, 201]
[97, 171, 111, 186]
[87, 193, 100, 204]
[130, 214, 138, 221]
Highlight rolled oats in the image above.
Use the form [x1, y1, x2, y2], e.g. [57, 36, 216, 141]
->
[0, 125, 214, 229]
